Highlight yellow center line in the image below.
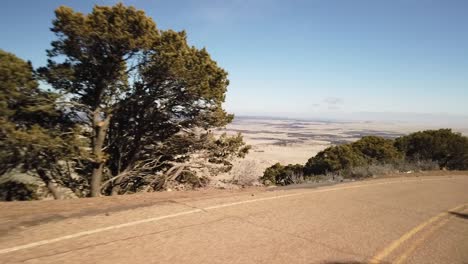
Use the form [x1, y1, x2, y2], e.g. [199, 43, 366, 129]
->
[369, 203, 467, 264]
[394, 216, 452, 264]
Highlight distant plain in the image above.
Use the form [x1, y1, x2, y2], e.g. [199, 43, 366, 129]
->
[214, 116, 468, 185]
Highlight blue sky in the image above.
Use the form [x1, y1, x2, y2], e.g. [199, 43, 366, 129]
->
[1, 0, 468, 121]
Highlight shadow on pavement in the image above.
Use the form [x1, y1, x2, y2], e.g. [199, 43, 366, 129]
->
[449, 211, 468, 220]
[322, 261, 367, 264]
[267, 181, 341, 191]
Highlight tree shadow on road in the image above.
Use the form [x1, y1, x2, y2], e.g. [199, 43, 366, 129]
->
[322, 261, 392, 264]
[449, 211, 468, 220]
[323, 261, 366, 264]
[322, 262, 368, 264]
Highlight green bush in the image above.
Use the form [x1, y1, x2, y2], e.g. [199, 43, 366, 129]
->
[395, 129, 468, 170]
[260, 163, 305, 186]
[351, 136, 403, 164]
[263, 129, 466, 186]
[304, 144, 366, 176]
[304, 136, 404, 176]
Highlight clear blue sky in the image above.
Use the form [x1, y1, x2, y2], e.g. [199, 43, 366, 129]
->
[1, 0, 468, 120]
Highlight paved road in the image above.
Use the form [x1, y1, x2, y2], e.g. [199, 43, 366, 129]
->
[0, 176, 467, 264]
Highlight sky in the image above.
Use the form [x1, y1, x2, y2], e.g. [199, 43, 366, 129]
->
[1, 0, 468, 123]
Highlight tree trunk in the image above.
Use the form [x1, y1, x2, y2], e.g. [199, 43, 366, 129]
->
[90, 163, 105, 197]
[90, 110, 111, 197]
[37, 169, 63, 200]
[111, 177, 122, 195]
[46, 182, 63, 200]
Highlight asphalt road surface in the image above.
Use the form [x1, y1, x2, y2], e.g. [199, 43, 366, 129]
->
[0, 175, 467, 264]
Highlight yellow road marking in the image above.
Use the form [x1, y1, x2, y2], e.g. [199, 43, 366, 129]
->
[394, 216, 452, 264]
[369, 204, 467, 264]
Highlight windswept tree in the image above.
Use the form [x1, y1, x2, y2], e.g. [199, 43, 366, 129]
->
[39, 4, 247, 196]
[0, 49, 83, 199]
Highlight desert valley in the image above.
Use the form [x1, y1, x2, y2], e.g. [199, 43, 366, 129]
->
[215, 116, 468, 186]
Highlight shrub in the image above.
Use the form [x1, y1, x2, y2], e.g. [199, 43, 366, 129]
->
[395, 129, 468, 170]
[351, 136, 403, 164]
[346, 163, 396, 178]
[260, 163, 305, 186]
[262, 129, 465, 186]
[304, 144, 366, 175]
[342, 160, 440, 179]
[392, 159, 440, 172]
[0, 181, 39, 201]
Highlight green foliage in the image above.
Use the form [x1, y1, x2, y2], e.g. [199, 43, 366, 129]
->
[260, 163, 305, 186]
[1, 3, 248, 199]
[0, 49, 82, 176]
[40, 4, 158, 108]
[395, 129, 468, 170]
[0, 49, 58, 125]
[269, 130, 468, 186]
[0, 181, 39, 201]
[303, 136, 403, 177]
[351, 136, 403, 164]
[35, 3, 244, 196]
[36, 4, 166, 196]
[304, 144, 367, 176]
[206, 133, 251, 164]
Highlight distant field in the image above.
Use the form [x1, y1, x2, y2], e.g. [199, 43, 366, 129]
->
[212, 116, 468, 186]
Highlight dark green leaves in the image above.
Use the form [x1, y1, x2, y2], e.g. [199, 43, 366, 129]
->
[396, 129, 468, 170]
